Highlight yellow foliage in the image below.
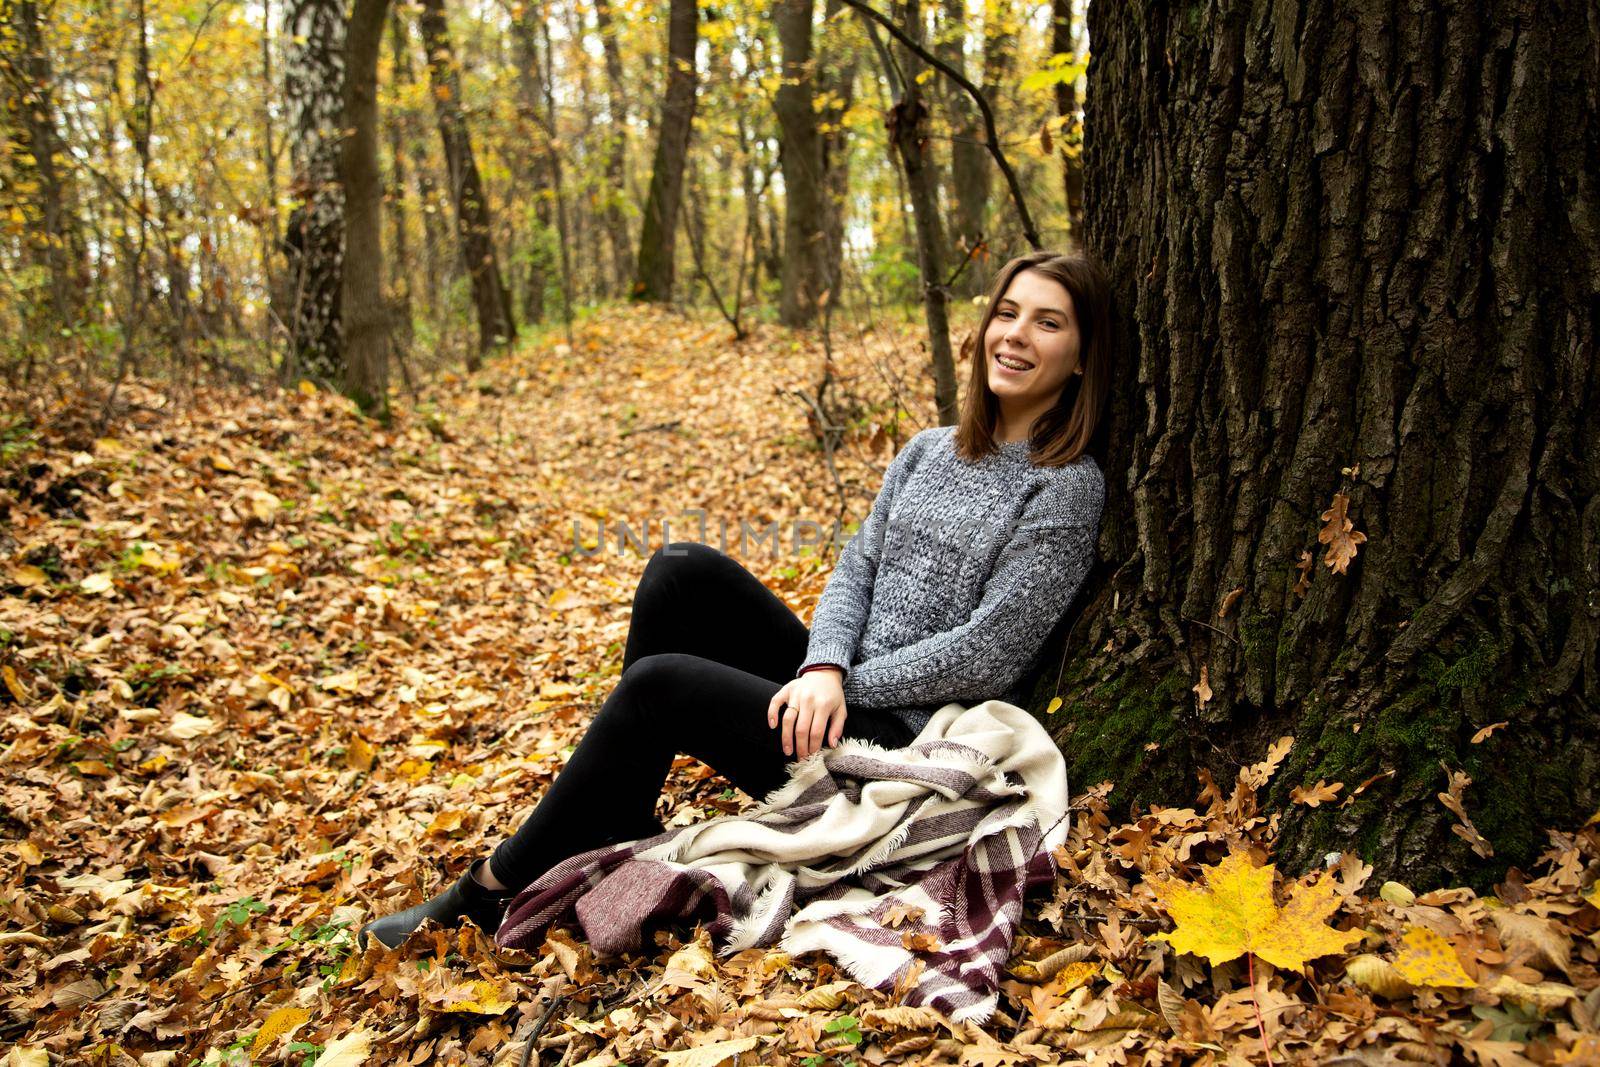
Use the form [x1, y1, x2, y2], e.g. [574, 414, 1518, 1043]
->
[252, 1006, 311, 1053]
[1146, 850, 1360, 969]
[1390, 925, 1475, 988]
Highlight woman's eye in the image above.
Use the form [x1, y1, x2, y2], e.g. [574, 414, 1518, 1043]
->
[1041, 319, 1058, 329]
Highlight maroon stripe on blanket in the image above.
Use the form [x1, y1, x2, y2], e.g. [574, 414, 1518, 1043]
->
[826, 754, 984, 795]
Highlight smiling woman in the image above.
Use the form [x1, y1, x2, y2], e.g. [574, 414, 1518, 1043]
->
[359, 250, 1116, 953]
[956, 251, 1114, 468]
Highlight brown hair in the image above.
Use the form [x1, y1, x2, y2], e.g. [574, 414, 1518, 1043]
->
[953, 250, 1113, 468]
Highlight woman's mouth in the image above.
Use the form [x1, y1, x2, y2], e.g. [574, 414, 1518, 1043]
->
[994, 353, 1033, 373]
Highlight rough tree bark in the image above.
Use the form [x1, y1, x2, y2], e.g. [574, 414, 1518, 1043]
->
[632, 0, 698, 302]
[417, 0, 515, 364]
[281, 0, 347, 384]
[1025, 0, 1600, 890]
[339, 0, 391, 412]
[773, 0, 828, 325]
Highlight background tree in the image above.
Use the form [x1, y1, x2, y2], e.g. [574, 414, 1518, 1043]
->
[340, 0, 392, 412]
[773, 0, 827, 325]
[3, 0, 86, 334]
[632, 0, 699, 302]
[281, 0, 347, 385]
[592, 0, 632, 295]
[1028, 0, 1600, 889]
[416, 0, 515, 364]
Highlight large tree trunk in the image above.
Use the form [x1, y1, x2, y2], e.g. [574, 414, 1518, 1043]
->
[1033, 0, 1600, 890]
[632, 0, 698, 302]
[417, 0, 515, 365]
[773, 0, 827, 325]
[340, 0, 391, 412]
[593, 0, 633, 295]
[281, 0, 347, 385]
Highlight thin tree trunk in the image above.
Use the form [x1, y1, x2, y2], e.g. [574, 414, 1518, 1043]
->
[884, 0, 956, 423]
[282, 0, 347, 384]
[632, 0, 699, 302]
[532, 5, 575, 328]
[417, 0, 515, 365]
[383, 8, 416, 352]
[509, 13, 551, 325]
[939, 0, 985, 297]
[340, 0, 391, 412]
[818, 0, 858, 304]
[1050, 0, 1083, 239]
[564, 0, 601, 303]
[259, 8, 281, 361]
[593, 0, 633, 294]
[1037, 0, 1600, 890]
[7, 0, 83, 327]
[389, 13, 444, 322]
[774, 0, 828, 325]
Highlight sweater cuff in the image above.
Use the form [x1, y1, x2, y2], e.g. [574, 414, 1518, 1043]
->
[799, 636, 855, 678]
[797, 662, 845, 677]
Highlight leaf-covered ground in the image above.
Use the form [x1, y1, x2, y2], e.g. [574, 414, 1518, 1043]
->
[2, 306, 1598, 1066]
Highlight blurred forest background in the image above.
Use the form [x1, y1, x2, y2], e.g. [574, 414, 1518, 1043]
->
[1, 0, 1085, 408]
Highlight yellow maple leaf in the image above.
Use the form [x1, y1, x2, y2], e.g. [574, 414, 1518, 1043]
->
[1146, 850, 1360, 969]
[1391, 925, 1476, 988]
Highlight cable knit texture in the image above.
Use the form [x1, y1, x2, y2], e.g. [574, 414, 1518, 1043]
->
[801, 425, 1105, 736]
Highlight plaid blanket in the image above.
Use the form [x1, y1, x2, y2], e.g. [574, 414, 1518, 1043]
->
[494, 699, 1070, 1024]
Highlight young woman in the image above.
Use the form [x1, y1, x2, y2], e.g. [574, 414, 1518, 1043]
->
[361, 250, 1112, 950]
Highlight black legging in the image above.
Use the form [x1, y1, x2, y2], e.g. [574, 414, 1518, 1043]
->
[486, 541, 917, 891]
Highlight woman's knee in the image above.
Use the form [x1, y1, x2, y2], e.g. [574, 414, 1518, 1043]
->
[642, 540, 726, 583]
[614, 652, 701, 704]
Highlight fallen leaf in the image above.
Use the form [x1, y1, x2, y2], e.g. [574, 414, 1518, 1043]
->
[1471, 720, 1509, 744]
[315, 1027, 374, 1067]
[80, 572, 115, 595]
[1290, 779, 1342, 807]
[1391, 925, 1476, 988]
[2, 665, 28, 702]
[658, 1035, 760, 1067]
[252, 1007, 310, 1053]
[1146, 849, 1360, 969]
[1344, 953, 1412, 998]
[1318, 491, 1367, 573]
[168, 712, 219, 740]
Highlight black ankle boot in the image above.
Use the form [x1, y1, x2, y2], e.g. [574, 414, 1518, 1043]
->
[360, 859, 514, 950]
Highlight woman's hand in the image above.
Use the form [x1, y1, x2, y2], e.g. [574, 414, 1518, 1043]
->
[768, 669, 848, 760]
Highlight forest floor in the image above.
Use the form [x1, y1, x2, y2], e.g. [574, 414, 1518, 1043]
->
[2, 305, 1598, 1066]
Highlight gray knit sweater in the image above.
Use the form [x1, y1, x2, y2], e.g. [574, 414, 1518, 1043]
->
[800, 425, 1104, 736]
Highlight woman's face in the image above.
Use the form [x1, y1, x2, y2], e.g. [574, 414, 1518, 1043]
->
[982, 268, 1082, 409]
